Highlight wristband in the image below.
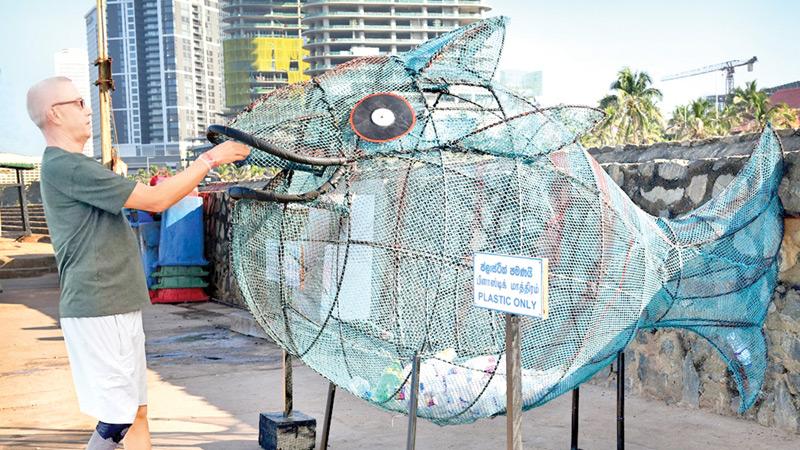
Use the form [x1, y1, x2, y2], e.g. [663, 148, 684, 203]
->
[199, 153, 218, 170]
[198, 156, 213, 171]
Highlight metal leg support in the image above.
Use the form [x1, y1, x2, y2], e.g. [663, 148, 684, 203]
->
[570, 388, 580, 450]
[320, 382, 336, 449]
[406, 353, 421, 450]
[258, 351, 315, 450]
[283, 350, 292, 417]
[616, 351, 625, 450]
[16, 169, 30, 236]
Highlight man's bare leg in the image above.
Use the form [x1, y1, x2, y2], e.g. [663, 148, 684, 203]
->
[123, 405, 151, 450]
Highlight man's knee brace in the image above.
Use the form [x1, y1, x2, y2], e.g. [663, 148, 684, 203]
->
[95, 421, 131, 443]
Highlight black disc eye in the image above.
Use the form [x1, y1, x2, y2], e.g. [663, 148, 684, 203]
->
[349, 93, 416, 143]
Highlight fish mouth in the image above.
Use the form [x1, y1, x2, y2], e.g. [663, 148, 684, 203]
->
[206, 124, 350, 203]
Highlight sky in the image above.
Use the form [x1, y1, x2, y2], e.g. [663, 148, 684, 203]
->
[1, 0, 797, 156]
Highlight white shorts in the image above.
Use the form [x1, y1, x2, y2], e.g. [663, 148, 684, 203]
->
[60, 310, 148, 424]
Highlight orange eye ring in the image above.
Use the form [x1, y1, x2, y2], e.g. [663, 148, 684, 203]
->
[349, 93, 416, 143]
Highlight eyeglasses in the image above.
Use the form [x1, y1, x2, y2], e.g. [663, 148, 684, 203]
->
[52, 98, 86, 109]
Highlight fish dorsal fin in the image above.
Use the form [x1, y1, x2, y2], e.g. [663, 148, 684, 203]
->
[401, 16, 507, 86]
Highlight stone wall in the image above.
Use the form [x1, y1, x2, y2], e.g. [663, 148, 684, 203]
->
[201, 180, 273, 310]
[586, 129, 800, 433]
[201, 188, 248, 309]
[201, 129, 800, 433]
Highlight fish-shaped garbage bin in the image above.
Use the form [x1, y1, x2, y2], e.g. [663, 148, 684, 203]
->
[209, 17, 784, 425]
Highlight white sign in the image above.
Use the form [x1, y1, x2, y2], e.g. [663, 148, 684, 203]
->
[473, 252, 549, 318]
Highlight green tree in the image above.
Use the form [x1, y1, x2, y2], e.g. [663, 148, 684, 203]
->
[593, 67, 665, 146]
[580, 105, 617, 147]
[666, 104, 693, 141]
[214, 164, 270, 182]
[129, 165, 172, 184]
[731, 81, 799, 131]
[731, 81, 769, 132]
[767, 102, 799, 129]
[710, 103, 737, 136]
[667, 97, 724, 140]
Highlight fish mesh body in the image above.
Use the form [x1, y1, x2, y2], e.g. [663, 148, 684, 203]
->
[224, 17, 784, 424]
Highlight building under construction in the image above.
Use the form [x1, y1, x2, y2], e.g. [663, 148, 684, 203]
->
[221, 0, 310, 112]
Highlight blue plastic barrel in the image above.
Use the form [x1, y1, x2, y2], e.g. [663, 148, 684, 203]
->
[158, 196, 208, 266]
[123, 209, 155, 228]
[138, 221, 161, 288]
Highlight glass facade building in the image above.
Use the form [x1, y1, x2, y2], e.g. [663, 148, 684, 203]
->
[302, 0, 490, 77]
[85, 0, 224, 169]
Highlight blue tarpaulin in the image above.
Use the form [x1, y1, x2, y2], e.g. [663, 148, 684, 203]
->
[158, 196, 208, 267]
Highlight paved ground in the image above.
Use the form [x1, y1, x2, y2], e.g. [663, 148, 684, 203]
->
[0, 238, 54, 258]
[1, 273, 798, 449]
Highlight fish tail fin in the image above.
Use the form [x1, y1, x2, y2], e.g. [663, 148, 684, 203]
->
[642, 125, 784, 411]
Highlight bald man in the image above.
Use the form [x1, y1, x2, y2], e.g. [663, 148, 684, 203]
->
[27, 77, 249, 450]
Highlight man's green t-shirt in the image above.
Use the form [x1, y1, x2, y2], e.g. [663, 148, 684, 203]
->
[40, 146, 149, 318]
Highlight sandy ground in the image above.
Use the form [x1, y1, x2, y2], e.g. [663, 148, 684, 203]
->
[0, 273, 798, 449]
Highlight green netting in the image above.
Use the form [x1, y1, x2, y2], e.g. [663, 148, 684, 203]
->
[153, 266, 210, 278]
[224, 17, 784, 425]
[151, 277, 208, 289]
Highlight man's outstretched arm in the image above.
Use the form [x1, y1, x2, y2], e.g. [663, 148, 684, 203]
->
[125, 141, 250, 213]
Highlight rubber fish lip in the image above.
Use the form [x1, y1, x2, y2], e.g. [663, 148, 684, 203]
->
[207, 124, 348, 167]
[207, 124, 351, 203]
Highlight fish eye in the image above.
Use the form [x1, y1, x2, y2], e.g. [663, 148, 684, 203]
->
[349, 93, 416, 143]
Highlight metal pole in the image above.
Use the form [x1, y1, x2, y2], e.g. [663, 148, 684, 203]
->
[506, 314, 523, 450]
[95, 0, 114, 167]
[16, 169, 30, 236]
[283, 350, 293, 417]
[406, 353, 421, 450]
[320, 382, 336, 449]
[570, 388, 580, 450]
[616, 351, 624, 450]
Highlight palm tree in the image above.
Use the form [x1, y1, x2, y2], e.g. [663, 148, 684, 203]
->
[593, 68, 665, 145]
[667, 98, 722, 141]
[580, 105, 617, 147]
[731, 81, 770, 132]
[731, 81, 799, 131]
[767, 102, 799, 129]
[666, 104, 693, 141]
[710, 104, 737, 136]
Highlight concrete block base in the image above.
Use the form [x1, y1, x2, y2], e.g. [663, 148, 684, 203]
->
[258, 411, 316, 450]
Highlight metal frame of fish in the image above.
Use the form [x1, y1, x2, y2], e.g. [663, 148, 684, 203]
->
[212, 17, 785, 425]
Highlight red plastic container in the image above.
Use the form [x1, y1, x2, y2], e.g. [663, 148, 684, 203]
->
[149, 288, 209, 304]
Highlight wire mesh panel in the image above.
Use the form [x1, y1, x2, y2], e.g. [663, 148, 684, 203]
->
[225, 17, 784, 425]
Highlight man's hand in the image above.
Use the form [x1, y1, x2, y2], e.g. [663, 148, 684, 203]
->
[206, 141, 251, 167]
[111, 156, 128, 176]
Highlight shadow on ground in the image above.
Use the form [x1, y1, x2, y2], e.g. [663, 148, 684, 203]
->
[2, 273, 798, 450]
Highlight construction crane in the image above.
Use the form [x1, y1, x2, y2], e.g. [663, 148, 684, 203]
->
[662, 57, 758, 106]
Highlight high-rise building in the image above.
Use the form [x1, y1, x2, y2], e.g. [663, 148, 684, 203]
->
[86, 1, 142, 161]
[221, 1, 310, 112]
[54, 48, 95, 157]
[301, 0, 491, 77]
[85, 0, 224, 169]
